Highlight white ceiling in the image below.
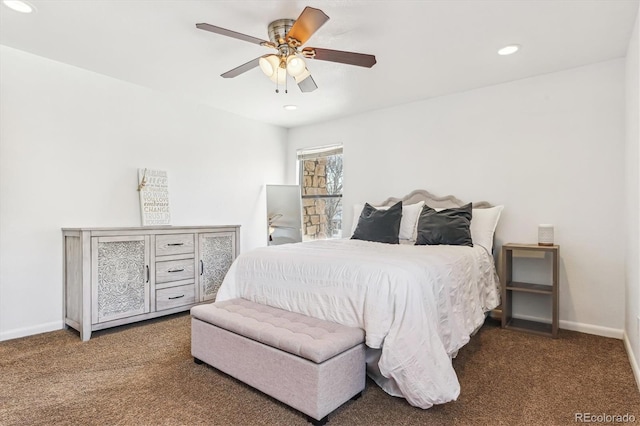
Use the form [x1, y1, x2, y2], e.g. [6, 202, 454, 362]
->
[1, 0, 638, 128]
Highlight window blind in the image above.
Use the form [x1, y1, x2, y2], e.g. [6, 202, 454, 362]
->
[296, 144, 343, 160]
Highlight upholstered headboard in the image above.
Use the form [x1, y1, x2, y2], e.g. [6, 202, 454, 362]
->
[378, 189, 492, 209]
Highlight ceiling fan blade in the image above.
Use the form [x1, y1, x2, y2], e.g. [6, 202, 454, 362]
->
[221, 56, 263, 78]
[196, 23, 272, 47]
[303, 47, 377, 68]
[296, 73, 318, 93]
[286, 7, 329, 45]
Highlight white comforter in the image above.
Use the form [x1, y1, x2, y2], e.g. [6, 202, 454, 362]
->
[216, 239, 500, 409]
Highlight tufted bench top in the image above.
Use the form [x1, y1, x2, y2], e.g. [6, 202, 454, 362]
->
[191, 298, 365, 364]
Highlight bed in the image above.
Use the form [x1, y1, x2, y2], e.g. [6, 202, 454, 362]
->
[216, 189, 503, 409]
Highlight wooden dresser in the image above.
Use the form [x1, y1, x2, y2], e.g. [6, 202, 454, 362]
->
[62, 225, 240, 341]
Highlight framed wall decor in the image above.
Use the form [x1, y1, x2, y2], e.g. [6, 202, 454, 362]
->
[138, 168, 171, 226]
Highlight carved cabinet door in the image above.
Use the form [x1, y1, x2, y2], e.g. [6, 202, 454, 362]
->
[91, 235, 151, 323]
[198, 232, 236, 302]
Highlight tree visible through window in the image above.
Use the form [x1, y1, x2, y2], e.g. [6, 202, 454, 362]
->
[298, 145, 343, 240]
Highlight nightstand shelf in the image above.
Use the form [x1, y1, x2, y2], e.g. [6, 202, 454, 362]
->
[501, 243, 559, 338]
[504, 318, 553, 337]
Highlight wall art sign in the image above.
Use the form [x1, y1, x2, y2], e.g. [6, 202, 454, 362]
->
[138, 168, 171, 226]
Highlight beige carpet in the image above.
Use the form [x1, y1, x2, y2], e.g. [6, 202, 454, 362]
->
[1, 314, 638, 425]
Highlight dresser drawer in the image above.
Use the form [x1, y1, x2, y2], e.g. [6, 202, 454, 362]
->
[156, 234, 195, 256]
[156, 258, 194, 283]
[156, 284, 195, 311]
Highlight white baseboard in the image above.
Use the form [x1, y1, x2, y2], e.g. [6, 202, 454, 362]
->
[0, 315, 627, 343]
[0, 320, 64, 342]
[559, 319, 624, 339]
[512, 313, 624, 339]
[623, 332, 640, 392]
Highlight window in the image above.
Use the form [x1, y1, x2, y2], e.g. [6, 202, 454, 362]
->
[297, 145, 343, 240]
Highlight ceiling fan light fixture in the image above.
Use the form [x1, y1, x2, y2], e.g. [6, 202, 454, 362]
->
[259, 55, 280, 77]
[286, 55, 307, 78]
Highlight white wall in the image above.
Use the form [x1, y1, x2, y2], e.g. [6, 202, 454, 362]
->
[625, 4, 640, 388]
[288, 59, 626, 335]
[0, 46, 287, 340]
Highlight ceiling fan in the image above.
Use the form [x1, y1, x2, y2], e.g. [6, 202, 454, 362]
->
[196, 6, 377, 93]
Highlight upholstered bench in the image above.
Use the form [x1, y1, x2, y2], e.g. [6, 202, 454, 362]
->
[191, 298, 366, 425]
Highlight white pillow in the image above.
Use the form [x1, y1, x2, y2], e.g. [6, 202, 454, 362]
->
[470, 205, 504, 254]
[352, 201, 425, 240]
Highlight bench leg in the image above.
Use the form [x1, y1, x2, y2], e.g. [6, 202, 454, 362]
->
[307, 414, 328, 426]
[193, 357, 204, 365]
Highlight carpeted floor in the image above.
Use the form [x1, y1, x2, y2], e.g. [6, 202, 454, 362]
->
[1, 314, 638, 426]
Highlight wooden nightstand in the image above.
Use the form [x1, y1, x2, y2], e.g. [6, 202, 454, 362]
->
[501, 243, 559, 338]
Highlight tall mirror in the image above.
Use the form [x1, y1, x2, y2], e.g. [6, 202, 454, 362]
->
[266, 185, 302, 245]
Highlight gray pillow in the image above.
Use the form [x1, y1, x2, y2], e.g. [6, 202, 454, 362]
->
[351, 201, 402, 244]
[415, 203, 473, 247]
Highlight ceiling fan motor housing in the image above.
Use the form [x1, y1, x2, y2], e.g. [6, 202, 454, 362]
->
[268, 19, 295, 46]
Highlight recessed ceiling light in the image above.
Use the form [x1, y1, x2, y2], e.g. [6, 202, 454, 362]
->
[498, 44, 520, 56]
[283, 105, 298, 111]
[3, 0, 35, 13]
